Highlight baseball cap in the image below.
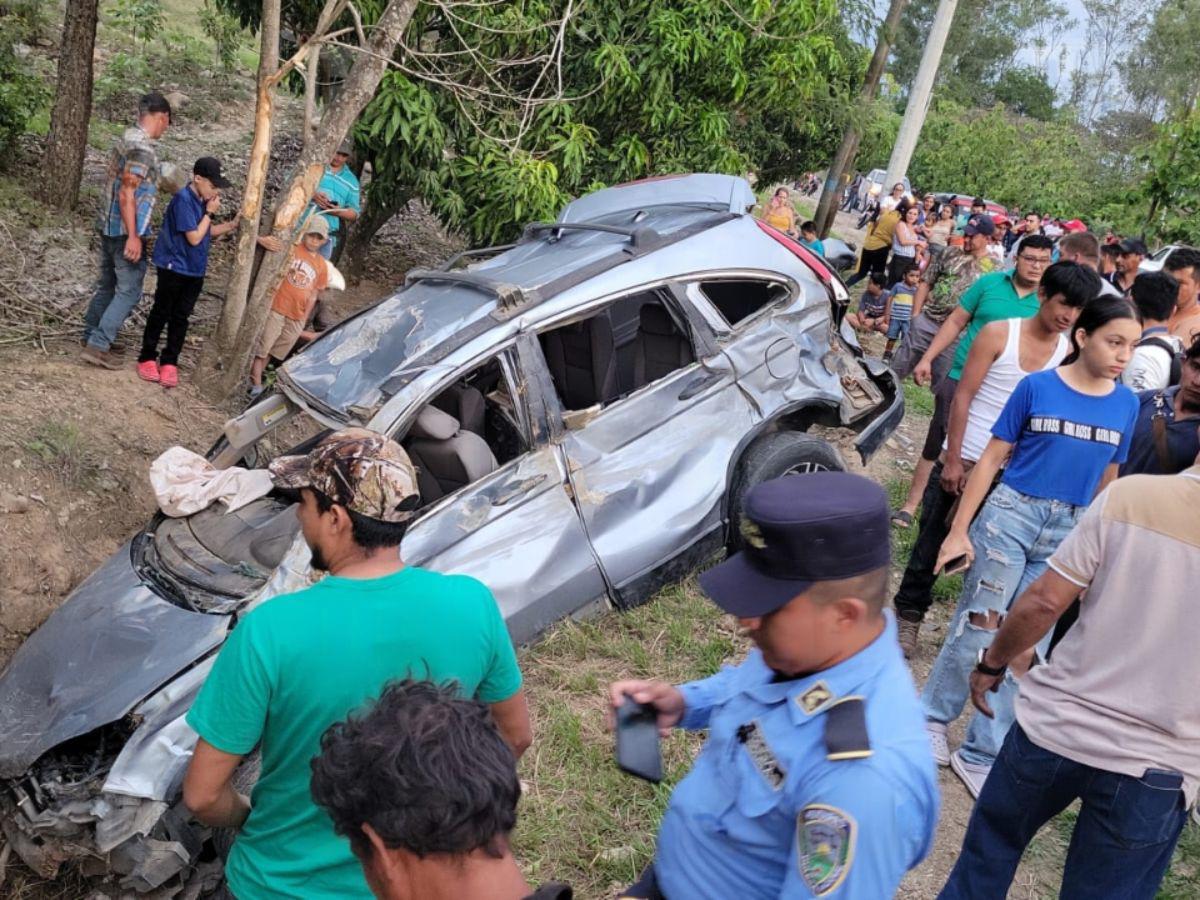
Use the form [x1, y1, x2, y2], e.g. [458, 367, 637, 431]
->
[193, 157, 232, 189]
[1118, 238, 1149, 256]
[336, 138, 353, 156]
[269, 428, 420, 523]
[303, 214, 330, 239]
[992, 214, 1010, 227]
[1063, 219, 1086, 233]
[963, 214, 995, 237]
[698, 472, 891, 618]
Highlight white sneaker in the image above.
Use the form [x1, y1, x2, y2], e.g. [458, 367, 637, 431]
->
[950, 750, 992, 799]
[927, 721, 950, 767]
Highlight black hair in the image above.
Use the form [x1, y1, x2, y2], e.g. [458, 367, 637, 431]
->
[898, 259, 920, 278]
[800, 220, 817, 233]
[1025, 210, 1041, 219]
[895, 198, 913, 217]
[868, 271, 888, 288]
[1018, 234, 1055, 254]
[1100, 243, 1121, 260]
[310, 679, 519, 860]
[138, 91, 172, 120]
[1039, 261, 1101, 309]
[1164, 246, 1200, 276]
[1062, 295, 1140, 365]
[1187, 335, 1200, 361]
[1130, 271, 1180, 323]
[972, 196, 985, 207]
[311, 488, 409, 549]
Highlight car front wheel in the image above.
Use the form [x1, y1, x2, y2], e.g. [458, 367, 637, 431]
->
[726, 431, 844, 552]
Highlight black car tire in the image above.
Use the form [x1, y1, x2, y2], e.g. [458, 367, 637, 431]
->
[726, 431, 844, 551]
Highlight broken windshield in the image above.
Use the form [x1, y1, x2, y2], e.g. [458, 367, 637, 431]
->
[281, 281, 496, 417]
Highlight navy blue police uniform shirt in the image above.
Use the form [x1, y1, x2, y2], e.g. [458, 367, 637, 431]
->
[653, 611, 939, 899]
[152, 183, 210, 278]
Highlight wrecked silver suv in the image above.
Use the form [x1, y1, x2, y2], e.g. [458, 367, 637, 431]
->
[0, 174, 901, 895]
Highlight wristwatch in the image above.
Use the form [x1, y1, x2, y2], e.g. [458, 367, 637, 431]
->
[975, 648, 1007, 677]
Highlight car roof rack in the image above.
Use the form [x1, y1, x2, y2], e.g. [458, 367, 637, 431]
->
[521, 221, 664, 250]
[436, 243, 518, 272]
[404, 268, 539, 313]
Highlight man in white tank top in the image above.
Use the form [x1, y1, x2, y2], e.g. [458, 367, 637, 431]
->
[895, 263, 1096, 660]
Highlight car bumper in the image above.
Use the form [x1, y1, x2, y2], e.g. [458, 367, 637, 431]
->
[853, 362, 904, 463]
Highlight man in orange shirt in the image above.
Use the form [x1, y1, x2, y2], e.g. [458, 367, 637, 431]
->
[249, 217, 331, 398]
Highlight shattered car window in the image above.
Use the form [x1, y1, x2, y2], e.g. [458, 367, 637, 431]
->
[282, 282, 496, 416]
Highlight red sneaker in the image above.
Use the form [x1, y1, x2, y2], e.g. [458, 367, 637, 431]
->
[159, 364, 179, 388]
[137, 360, 160, 382]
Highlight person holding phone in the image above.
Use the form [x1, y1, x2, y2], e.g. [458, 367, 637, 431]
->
[938, 453, 1200, 899]
[607, 473, 937, 900]
[922, 295, 1141, 798]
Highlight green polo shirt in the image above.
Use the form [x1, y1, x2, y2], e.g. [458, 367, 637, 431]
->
[187, 566, 522, 899]
[948, 270, 1040, 380]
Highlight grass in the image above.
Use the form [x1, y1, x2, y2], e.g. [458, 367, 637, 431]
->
[23, 421, 102, 488]
[904, 378, 936, 418]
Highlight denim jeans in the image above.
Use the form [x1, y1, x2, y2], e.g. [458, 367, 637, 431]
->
[84, 235, 149, 351]
[921, 483, 1082, 762]
[939, 725, 1187, 900]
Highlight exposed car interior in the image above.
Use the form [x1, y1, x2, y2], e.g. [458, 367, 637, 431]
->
[402, 357, 527, 507]
[537, 292, 697, 412]
[698, 279, 790, 327]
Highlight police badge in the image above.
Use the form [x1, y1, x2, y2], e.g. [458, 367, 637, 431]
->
[796, 804, 856, 895]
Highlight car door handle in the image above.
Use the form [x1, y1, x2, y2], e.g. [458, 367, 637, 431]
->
[677, 372, 723, 401]
[491, 474, 548, 506]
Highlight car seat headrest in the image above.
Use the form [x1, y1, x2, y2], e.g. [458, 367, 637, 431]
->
[410, 404, 460, 441]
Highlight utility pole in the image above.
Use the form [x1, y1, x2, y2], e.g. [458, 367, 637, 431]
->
[884, 0, 958, 190]
[814, 0, 910, 238]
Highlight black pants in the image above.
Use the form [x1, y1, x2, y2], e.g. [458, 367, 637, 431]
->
[139, 268, 205, 367]
[894, 460, 957, 623]
[845, 245, 889, 286]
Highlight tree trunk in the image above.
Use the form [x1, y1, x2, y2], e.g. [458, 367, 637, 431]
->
[337, 192, 403, 279]
[39, 0, 99, 210]
[302, 44, 320, 152]
[813, 0, 909, 238]
[210, 0, 420, 399]
[200, 0, 281, 381]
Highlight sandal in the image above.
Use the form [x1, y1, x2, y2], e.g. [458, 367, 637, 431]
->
[891, 510, 914, 528]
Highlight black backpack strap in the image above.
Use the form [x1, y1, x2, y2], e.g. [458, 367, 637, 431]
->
[1151, 392, 1174, 473]
[1137, 336, 1183, 386]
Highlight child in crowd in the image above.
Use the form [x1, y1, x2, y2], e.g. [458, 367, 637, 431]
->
[846, 271, 889, 334]
[923, 294, 1141, 797]
[882, 263, 921, 362]
[137, 157, 237, 388]
[798, 220, 825, 257]
[1123, 270, 1183, 391]
[248, 216, 331, 398]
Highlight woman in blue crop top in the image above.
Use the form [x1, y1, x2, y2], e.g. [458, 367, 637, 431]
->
[921, 295, 1142, 792]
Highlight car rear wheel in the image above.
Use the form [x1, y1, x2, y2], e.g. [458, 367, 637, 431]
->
[726, 431, 844, 552]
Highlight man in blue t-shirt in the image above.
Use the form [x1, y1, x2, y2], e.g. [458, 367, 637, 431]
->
[1121, 337, 1200, 475]
[920, 308, 1141, 796]
[137, 157, 238, 388]
[304, 140, 361, 260]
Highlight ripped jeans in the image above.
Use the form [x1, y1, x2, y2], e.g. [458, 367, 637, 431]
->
[921, 483, 1082, 766]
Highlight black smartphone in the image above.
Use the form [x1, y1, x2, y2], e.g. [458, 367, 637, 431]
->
[615, 695, 663, 783]
[940, 553, 970, 576]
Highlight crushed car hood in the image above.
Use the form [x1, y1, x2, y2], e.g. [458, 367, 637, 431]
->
[0, 543, 230, 779]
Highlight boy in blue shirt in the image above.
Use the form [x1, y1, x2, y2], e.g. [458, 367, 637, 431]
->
[923, 294, 1141, 797]
[846, 271, 889, 334]
[883, 262, 921, 362]
[137, 158, 238, 388]
[798, 220, 825, 257]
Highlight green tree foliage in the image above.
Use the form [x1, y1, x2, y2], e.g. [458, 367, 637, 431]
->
[0, 18, 49, 153]
[992, 66, 1055, 121]
[218, 0, 867, 244]
[890, 0, 1064, 113]
[199, 0, 247, 73]
[1121, 0, 1200, 121]
[1140, 111, 1200, 244]
[907, 101, 1101, 215]
[107, 0, 166, 52]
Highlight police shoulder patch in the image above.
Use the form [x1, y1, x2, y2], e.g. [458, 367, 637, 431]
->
[796, 804, 856, 896]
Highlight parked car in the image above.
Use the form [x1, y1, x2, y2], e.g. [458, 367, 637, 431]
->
[821, 236, 858, 272]
[931, 192, 1008, 219]
[0, 174, 902, 896]
[857, 168, 910, 208]
[1139, 244, 1185, 273]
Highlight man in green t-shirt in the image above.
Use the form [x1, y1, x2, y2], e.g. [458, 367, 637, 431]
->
[183, 428, 531, 899]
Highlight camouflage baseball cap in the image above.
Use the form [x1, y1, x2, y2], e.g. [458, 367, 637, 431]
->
[269, 428, 420, 523]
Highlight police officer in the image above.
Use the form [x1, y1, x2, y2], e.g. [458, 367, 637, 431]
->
[609, 472, 939, 899]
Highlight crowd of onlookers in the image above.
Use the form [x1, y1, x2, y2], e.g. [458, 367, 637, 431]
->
[66, 100, 1198, 898]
